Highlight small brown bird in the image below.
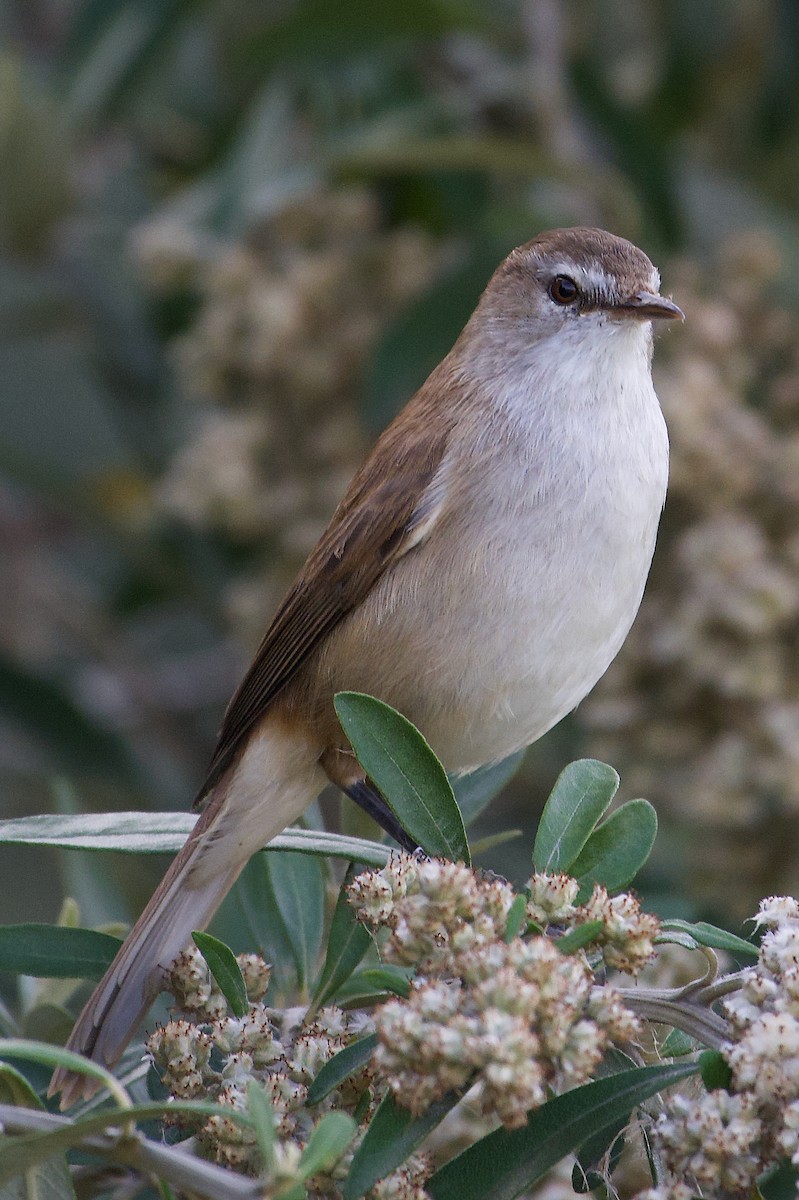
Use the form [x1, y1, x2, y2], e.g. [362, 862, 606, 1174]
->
[51, 227, 682, 1105]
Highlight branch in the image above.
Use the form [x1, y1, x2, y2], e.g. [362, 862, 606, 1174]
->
[0, 1104, 262, 1200]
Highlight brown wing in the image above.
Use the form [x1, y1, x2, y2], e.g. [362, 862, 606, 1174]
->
[195, 404, 453, 802]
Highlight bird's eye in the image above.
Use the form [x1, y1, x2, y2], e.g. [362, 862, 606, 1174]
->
[548, 275, 579, 305]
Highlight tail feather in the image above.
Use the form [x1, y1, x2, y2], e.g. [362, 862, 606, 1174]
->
[49, 719, 325, 1108]
[50, 788, 242, 1108]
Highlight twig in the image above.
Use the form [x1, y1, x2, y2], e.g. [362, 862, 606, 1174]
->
[0, 1104, 262, 1200]
[618, 992, 730, 1050]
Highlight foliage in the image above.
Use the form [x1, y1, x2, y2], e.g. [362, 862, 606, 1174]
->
[2, 2, 799, 1195]
[0, 695, 781, 1199]
[2, 0, 799, 932]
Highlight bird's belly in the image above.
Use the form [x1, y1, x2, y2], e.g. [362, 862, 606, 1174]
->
[418, 544, 653, 770]
[323, 491, 661, 775]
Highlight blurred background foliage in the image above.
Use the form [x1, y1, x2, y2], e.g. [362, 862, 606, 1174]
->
[1, 0, 799, 940]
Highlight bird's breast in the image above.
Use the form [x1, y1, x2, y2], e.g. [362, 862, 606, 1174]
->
[316, 369, 668, 774]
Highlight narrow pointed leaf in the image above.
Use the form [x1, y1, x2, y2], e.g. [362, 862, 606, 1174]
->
[504, 895, 528, 943]
[348, 967, 412, 999]
[265, 852, 325, 991]
[247, 1081, 276, 1172]
[659, 1029, 696, 1058]
[572, 1118, 626, 1194]
[427, 1062, 698, 1200]
[307, 1035, 378, 1106]
[0, 925, 121, 980]
[344, 1091, 458, 1199]
[533, 761, 619, 875]
[655, 929, 699, 951]
[555, 920, 605, 955]
[297, 1112, 357, 1181]
[1, 1150, 77, 1198]
[0, 814, 390, 866]
[232, 854, 297, 995]
[192, 932, 248, 1018]
[660, 919, 758, 959]
[571, 799, 657, 900]
[23, 1003, 76, 1047]
[760, 1161, 799, 1199]
[311, 866, 372, 1008]
[334, 693, 469, 863]
[0, 1063, 44, 1109]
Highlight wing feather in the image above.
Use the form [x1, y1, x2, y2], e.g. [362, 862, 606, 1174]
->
[195, 406, 454, 801]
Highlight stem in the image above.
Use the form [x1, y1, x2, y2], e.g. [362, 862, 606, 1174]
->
[618, 992, 730, 1050]
[0, 1104, 263, 1200]
[691, 969, 750, 1006]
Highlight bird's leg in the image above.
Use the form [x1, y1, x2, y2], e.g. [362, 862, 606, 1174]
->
[344, 780, 418, 853]
[319, 746, 419, 853]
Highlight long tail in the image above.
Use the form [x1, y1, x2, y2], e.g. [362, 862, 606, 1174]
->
[49, 720, 323, 1108]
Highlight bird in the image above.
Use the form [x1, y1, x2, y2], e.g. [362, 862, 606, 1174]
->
[50, 226, 682, 1106]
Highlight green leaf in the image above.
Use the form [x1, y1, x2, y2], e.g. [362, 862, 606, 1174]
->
[0, 1048, 78, 1195]
[345, 1091, 458, 1200]
[311, 867, 372, 1009]
[22, 1003, 76, 1047]
[659, 919, 758, 959]
[0, 1039, 129, 1109]
[244, 0, 500, 75]
[655, 929, 699, 952]
[452, 751, 526, 826]
[426, 1062, 698, 1200]
[0, 1063, 44, 1109]
[555, 921, 605, 955]
[532, 760, 619, 875]
[264, 852, 325, 992]
[571, 799, 657, 900]
[572, 1119, 626, 1194]
[659, 1029, 697, 1058]
[504, 895, 528, 943]
[699, 1050, 733, 1092]
[297, 1112, 357, 1182]
[0, 925, 121, 980]
[334, 693, 469, 863]
[246, 1081, 276, 1172]
[307, 1035, 377, 1106]
[760, 1160, 799, 1200]
[230, 855, 299, 998]
[0, 814, 391, 867]
[192, 932, 248, 1018]
[348, 967, 412, 999]
[0, 1151, 77, 1199]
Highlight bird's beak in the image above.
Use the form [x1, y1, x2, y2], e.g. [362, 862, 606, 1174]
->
[616, 292, 684, 321]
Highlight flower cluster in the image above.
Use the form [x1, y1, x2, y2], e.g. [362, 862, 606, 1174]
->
[525, 872, 661, 976]
[349, 857, 645, 1129]
[653, 1090, 764, 1194]
[147, 946, 428, 1197]
[725, 897, 799, 1145]
[646, 896, 799, 1196]
[576, 885, 661, 975]
[146, 863, 661, 1188]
